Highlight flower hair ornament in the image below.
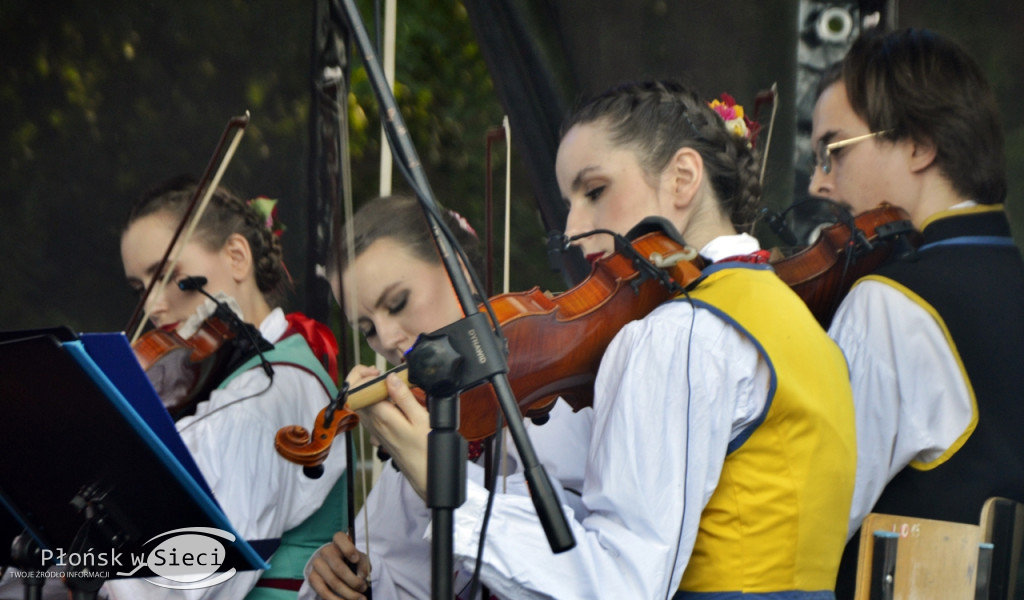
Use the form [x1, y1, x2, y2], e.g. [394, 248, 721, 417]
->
[248, 195, 293, 284]
[248, 196, 286, 238]
[709, 93, 762, 148]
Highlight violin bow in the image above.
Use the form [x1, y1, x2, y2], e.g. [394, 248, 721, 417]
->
[336, 2, 577, 597]
[124, 113, 250, 343]
[500, 115, 512, 490]
[756, 82, 778, 187]
[326, 0, 399, 584]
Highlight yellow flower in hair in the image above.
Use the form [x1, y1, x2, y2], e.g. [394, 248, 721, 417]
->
[709, 93, 761, 147]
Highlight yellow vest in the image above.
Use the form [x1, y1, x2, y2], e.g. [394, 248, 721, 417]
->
[678, 265, 856, 596]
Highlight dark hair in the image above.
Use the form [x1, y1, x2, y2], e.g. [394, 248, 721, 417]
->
[562, 80, 763, 231]
[834, 27, 1006, 204]
[124, 175, 289, 306]
[328, 195, 483, 280]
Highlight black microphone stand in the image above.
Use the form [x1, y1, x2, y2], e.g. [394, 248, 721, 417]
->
[329, 1, 575, 598]
[10, 532, 46, 600]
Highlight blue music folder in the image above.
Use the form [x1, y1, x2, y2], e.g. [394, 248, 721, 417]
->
[0, 329, 269, 577]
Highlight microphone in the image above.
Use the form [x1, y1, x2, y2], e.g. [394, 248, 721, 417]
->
[178, 276, 275, 379]
[833, 208, 874, 254]
[759, 207, 799, 246]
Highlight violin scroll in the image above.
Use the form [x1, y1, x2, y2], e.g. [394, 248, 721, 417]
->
[273, 367, 414, 471]
[274, 407, 360, 477]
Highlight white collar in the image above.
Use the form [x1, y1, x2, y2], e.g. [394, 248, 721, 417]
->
[258, 307, 288, 343]
[699, 233, 761, 263]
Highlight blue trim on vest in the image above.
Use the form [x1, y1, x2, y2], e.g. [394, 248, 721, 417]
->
[918, 235, 1015, 252]
[671, 262, 779, 455]
[674, 591, 835, 600]
[690, 260, 774, 289]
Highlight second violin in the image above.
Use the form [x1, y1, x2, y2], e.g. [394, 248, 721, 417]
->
[771, 203, 922, 327]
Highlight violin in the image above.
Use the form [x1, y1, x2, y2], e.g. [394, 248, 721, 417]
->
[771, 203, 922, 327]
[123, 115, 250, 417]
[275, 224, 705, 469]
[132, 315, 239, 419]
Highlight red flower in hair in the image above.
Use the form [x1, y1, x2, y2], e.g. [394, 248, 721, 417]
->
[708, 93, 761, 148]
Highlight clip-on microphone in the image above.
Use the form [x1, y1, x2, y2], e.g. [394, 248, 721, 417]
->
[758, 206, 800, 246]
[177, 276, 274, 380]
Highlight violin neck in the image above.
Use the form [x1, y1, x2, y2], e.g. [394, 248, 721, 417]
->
[345, 364, 410, 410]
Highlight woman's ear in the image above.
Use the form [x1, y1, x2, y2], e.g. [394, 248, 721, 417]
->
[666, 147, 704, 210]
[223, 233, 254, 282]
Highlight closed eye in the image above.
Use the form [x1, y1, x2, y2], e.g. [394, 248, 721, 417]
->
[386, 292, 408, 315]
[585, 185, 606, 202]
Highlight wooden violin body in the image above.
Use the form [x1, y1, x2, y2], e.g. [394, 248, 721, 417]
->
[132, 315, 238, 419]
[455, 230, 702, 440]
[771, 203, 922, 327]
[275, 228, 704, 467]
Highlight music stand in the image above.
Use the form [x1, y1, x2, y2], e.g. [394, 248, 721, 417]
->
[0, 329, 268, 598]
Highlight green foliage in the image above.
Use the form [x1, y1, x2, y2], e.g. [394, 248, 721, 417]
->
[0, 0, 557, 334]
[344, 1, 560, 298]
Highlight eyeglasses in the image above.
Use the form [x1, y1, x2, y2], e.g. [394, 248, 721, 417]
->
[811, 130, 892, 175]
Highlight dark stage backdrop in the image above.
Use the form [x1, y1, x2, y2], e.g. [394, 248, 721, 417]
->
[467, 0, 1024, 260]
[2, 1, 1021, 334]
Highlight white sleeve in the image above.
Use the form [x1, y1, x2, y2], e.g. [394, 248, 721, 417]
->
[309, 401, 591, 600]
[447, 303, 767, 599]
[355, 465, 435, 600]
[830, 279, 974, 539]
[105, 364, 346, 600]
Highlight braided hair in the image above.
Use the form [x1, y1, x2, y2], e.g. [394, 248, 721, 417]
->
[124, 175, 289, 307]
[563, 80, 762, 232]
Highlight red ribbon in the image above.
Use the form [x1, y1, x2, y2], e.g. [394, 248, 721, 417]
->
[284, 312, 340, 382]
[717, 249, 771, 265]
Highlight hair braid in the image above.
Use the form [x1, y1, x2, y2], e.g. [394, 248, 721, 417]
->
[564, 80, 762, 232]
[125, 175, 290, 307]
[221, 191, 287, 305]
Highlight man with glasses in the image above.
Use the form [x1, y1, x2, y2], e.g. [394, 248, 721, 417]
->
[808, 27, 1024, 597]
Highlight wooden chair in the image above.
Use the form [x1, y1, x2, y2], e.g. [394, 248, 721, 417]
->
[980, 497, 1024, 599]
[853, 512, 993, 599]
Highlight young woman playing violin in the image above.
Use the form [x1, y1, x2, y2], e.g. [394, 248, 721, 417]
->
[109, 176, 349, 600]
[351, 80, 857, 599]
[810, 29, 1024, 598]
[297, 194, 593, 600]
